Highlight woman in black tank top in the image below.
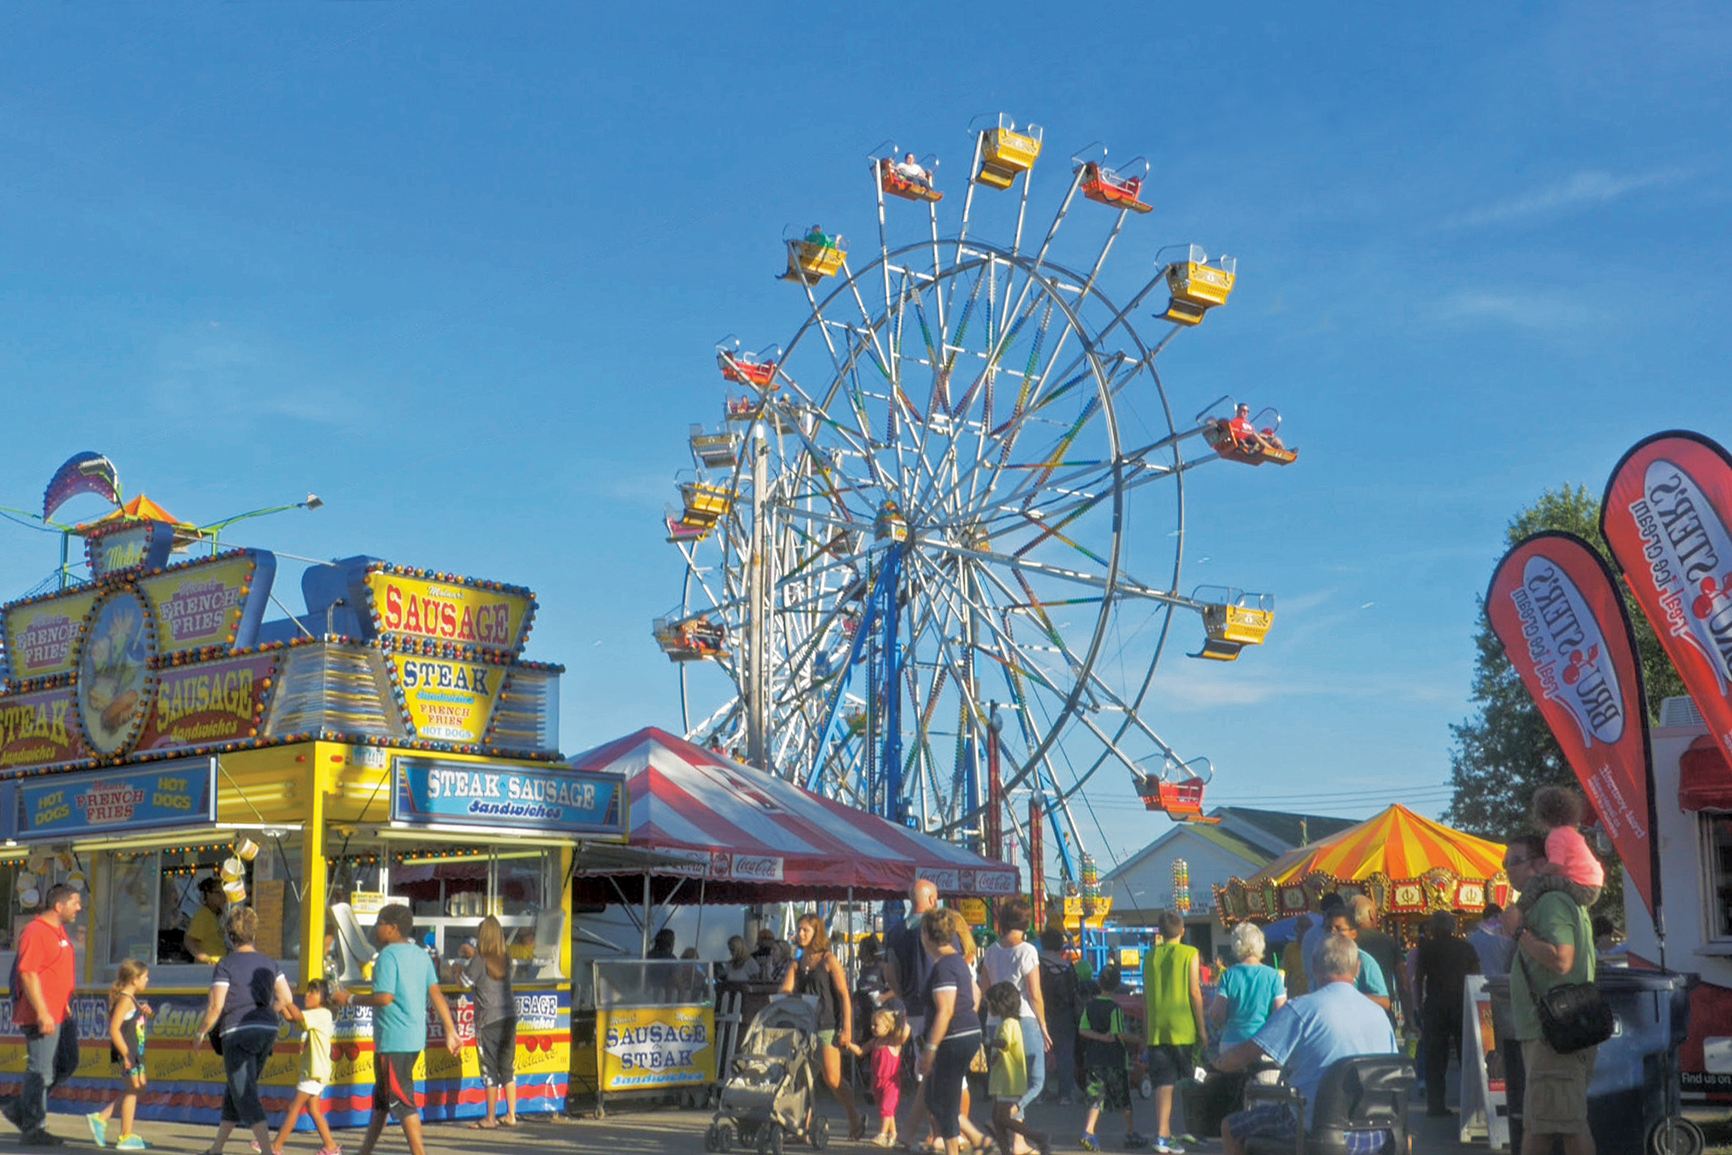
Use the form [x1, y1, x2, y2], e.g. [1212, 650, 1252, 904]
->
[779, 914, 863, 1140]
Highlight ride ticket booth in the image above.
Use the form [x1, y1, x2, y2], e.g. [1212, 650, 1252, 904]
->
[0, 515, 626, 1128]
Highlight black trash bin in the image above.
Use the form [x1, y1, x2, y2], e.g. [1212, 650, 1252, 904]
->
[1487, 969, 1701, 1154]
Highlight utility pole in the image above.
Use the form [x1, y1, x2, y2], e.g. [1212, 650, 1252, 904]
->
[746, 422, 769, 771]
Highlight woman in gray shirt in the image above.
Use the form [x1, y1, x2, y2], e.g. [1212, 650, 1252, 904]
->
[463, 916, 517, 1128]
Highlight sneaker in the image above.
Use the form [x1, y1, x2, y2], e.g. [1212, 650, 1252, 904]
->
[1154, 1140, 1186, 1155]
[1175, 1138, 1199, 1148]
[1079, 1137, 1100, 1153]
[1123, 1133, 1150, 1151]
[316, 1149, 343, 1155]
[19, 1130, 64, 1147]
[87, 1115, 108, 1146]
[115, 1136, 150, 1150]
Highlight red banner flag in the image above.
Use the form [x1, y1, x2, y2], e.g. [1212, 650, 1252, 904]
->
[1486, 532, 1659, 918]
[1602, 431, 1732, 772]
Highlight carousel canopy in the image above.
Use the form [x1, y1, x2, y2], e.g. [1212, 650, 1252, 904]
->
[564, 726, 1021, 902]
[1214, 804, 1509, 923]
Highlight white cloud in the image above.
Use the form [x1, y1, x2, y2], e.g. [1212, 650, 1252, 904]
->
[1432, 291, 1608, 333]
[1445, 168, 1690, 229]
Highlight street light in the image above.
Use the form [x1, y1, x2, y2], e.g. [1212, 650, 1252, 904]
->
[200, 494, 324, 555]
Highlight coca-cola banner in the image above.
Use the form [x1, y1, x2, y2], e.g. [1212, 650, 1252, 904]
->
[1602, 431, 1732, 769]
[1486, 531, 1659, 917]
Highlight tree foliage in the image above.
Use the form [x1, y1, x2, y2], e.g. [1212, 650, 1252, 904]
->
[1445, 486, 1686, 922]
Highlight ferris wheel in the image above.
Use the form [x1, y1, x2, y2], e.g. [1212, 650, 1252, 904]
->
[654, 114, 1293, 860]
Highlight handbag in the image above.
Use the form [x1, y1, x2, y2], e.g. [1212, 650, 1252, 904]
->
[1534, 976, 1615, 1054]
[1515, 913, 1614, 1054]
[969, 1042, 989, 1075]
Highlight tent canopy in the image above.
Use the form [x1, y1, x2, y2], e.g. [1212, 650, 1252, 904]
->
[564, 727, 1020, 902]
[1215, 804, 1509, 923]
[1254, 804, 1506, 885]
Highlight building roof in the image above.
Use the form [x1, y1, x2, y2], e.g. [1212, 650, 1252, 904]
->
[1101, 821, 1271, 888]
[1212, 806, 1359, 858]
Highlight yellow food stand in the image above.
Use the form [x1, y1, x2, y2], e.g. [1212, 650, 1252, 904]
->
[0, 505, 626, 1128]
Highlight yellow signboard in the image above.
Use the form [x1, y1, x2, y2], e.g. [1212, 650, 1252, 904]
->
[1062, 895, 1113, 930]
[598, 1003, 715, 1091]
[4, 590, 99, 680]
[387, 653, 507, 743]
[363, 569, 534, 654]
[958, 898, 989, 927]
[142, 555, 259, 653]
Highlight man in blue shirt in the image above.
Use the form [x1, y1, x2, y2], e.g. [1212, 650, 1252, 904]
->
[339, 905, 460, 1155]
[1322, 910, 1392, 1011]
[1299, 893, 1345, 989]
[1215, 933, 1399, 1155]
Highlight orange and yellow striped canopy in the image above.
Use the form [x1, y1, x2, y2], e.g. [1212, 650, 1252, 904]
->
[1251, 804, 1506, 885]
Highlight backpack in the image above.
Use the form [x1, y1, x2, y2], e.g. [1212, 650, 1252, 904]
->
[1039, 955, 1080, 1017]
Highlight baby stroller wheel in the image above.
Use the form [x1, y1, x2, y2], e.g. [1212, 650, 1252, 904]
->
[808, 1115, 829, 1150]
[1138, 1076, 1154, 1100]
[706, 1124, 721, 1151]
[757, 1122, 784, 1155]
[717, 1123, 737, 1152]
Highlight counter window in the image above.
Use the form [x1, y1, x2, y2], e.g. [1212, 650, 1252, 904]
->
[1706, 814, 1732, 941]
[98, 838, 305, 975]
[327, 845, 563, 983]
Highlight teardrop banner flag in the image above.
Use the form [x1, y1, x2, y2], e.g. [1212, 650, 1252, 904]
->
[1601, 430, 1732, 772]
[1485, 531, 1659, 918]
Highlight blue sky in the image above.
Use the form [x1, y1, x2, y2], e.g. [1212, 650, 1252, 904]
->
[1, 3, 1727, 875]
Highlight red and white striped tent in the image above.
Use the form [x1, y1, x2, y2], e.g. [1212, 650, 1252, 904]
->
[565, 727, 1020, 902]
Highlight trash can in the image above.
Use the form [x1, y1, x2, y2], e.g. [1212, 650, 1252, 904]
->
[1487, 970, 1701, 1154]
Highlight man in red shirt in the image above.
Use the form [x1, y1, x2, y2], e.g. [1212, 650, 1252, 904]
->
[4, 884, 82, 1146]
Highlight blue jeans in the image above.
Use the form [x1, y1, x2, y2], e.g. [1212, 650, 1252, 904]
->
[17, 1023, 69, 1133]
[219, 1030, 275, 1127]
[1018, 1014, 1046, 1112]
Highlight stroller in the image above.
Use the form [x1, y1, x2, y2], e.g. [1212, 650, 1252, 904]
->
[706, 996, 826, 1154]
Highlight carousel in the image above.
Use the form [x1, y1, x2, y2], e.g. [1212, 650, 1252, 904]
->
[1213, 804, 1510, 926]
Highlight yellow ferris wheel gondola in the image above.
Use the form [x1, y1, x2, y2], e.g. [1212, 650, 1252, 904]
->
[1190, 586, 1274, 661]
[972, 113, 1042, 190]
[1158, 244, 1237, 326]
[782, 226, 847, 285]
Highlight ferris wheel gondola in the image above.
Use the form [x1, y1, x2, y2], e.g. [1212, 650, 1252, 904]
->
[659, 112, 1291, 864]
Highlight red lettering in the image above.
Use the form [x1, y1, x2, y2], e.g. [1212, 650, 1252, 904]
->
[403, 596, 422, 633]
[385, 584, 402, 630]
[440, 603, 457, 639]
[458, 606, 476, 641]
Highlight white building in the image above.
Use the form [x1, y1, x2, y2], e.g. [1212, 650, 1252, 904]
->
[1104, 806, 1357, 964]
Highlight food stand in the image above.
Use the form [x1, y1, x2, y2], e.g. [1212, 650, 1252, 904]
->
[0, 499, 627, 1128]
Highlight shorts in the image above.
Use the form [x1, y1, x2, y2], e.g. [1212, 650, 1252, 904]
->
[478, 1017, 517, 1088]
[816, 1029, 836, 1048]
[372, 1052, 421, 1122]
[1522, 1038, 1597, 1136]
[111, 1058, 145, 1082]
[1084, 1064, 1131, 1113]
[1145, 1043, 1191, 1089]
[297, 1079, 327, 1097]
[1225, 1102, 1393, 1155]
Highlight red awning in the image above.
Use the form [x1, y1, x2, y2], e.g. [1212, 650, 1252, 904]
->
[563, 727, 1020, 902]
[1681, 735, 1732, 811]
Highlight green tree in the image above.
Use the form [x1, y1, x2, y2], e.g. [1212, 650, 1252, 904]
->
[1445, 486, 1685, 923]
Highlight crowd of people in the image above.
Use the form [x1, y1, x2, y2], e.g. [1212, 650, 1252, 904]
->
[1, 897, 520, 1153]
[694, 782, 1614, 1154]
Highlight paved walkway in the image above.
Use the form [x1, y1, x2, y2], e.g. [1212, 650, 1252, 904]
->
[11, 1096, 1498, 1155]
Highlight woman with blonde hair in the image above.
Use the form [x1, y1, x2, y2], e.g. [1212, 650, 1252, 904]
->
[780, 913, 862, 1139]
[465, 915, 518, 1128]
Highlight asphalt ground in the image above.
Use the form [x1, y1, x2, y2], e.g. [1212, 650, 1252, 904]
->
[4, 1094, 1500, 1155]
